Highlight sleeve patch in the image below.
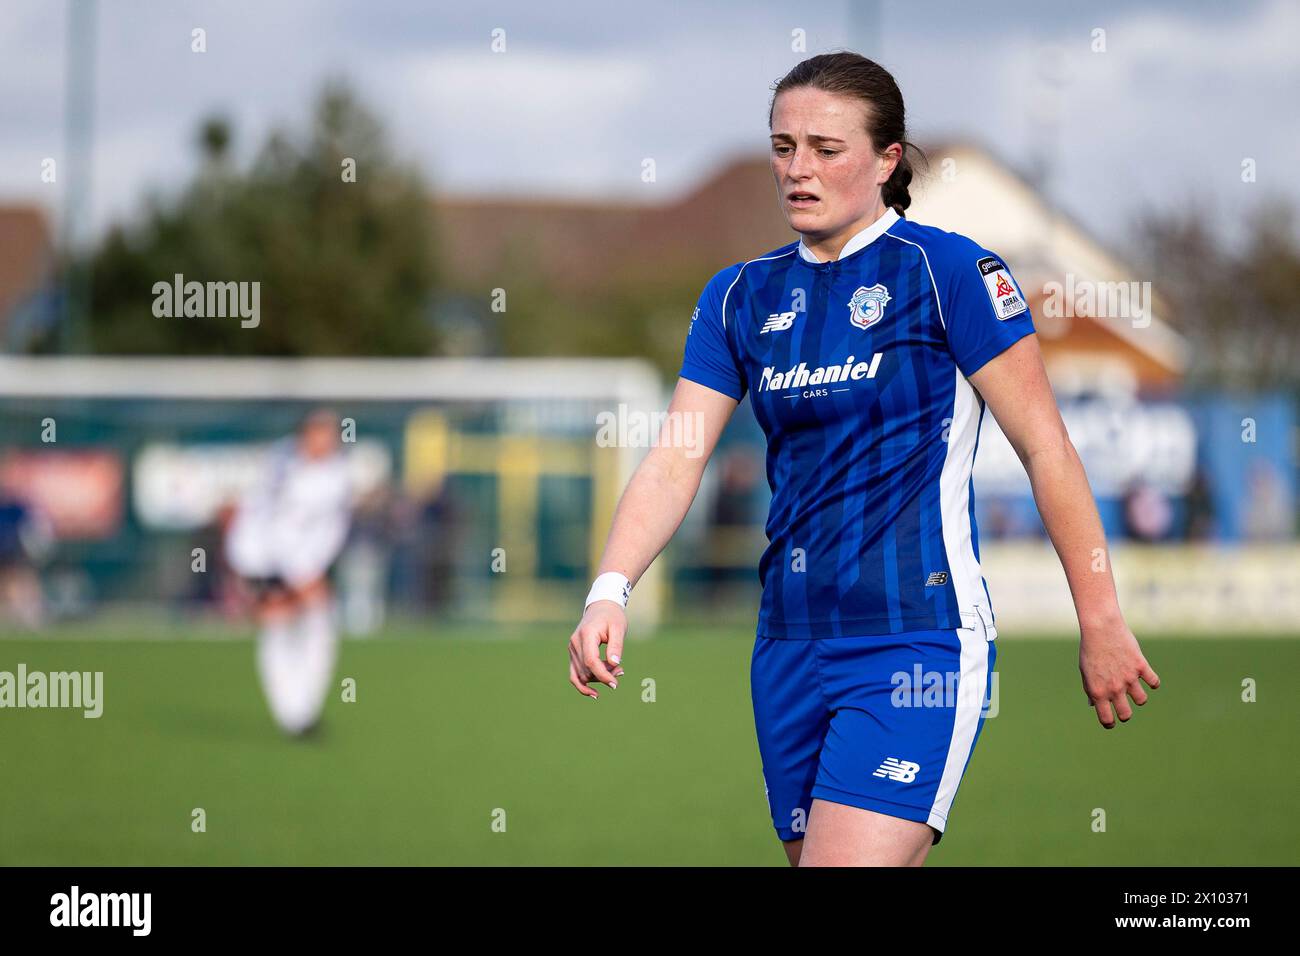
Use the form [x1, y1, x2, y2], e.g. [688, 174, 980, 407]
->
[976, 256, 1028, 320]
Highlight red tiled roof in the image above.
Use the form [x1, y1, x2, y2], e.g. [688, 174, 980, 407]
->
[432, 155, 793, 290]
[0, 205, 54, 334]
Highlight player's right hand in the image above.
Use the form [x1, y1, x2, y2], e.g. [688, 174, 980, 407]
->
[567, 602, 627, 700]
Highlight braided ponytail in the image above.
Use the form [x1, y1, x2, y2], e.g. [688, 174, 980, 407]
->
[882, 153, 914, 215]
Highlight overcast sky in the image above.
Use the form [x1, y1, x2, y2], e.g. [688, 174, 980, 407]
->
[1, 0, 1295, 253]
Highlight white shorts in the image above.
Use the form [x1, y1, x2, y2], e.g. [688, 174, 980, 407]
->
[225, 512, 348, 588]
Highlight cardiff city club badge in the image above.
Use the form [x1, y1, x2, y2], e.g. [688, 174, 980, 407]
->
[848, 284, 891, 330]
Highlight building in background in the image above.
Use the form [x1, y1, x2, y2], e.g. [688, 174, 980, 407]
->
[0, 205, 57, 351]
[908, 141, 1188, 396]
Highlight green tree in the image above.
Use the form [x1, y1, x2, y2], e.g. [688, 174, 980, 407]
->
[57, 82, 438, 356]
[1136, 202, 1300, 390]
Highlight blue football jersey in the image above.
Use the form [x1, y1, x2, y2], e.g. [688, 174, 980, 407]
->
[680, 208, 1035, 639]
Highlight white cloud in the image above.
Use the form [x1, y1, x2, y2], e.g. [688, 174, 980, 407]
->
[377, 49, 655, 194]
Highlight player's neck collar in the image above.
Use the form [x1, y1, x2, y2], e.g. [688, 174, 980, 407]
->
[797, 207, 900, 264]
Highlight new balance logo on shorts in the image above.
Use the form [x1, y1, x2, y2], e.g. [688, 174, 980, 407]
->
[873, 757, 920, 782]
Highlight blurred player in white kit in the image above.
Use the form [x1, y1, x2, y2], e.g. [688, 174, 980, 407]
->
[225, 409, 353, 736]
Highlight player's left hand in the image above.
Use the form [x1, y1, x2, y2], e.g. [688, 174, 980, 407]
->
[1078, 623, 1160, 729]
[566, 601, 627, 700]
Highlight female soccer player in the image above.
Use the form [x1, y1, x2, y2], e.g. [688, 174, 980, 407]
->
[226, 409, 353, 737]
[567, 52, 1160, 866]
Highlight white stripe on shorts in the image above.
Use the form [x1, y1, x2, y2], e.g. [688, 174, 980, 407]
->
[927, 625, 991, 832]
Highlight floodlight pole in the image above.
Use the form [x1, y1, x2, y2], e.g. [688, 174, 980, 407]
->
[848, 0, 882, 59]
[61, 0, 97, 354]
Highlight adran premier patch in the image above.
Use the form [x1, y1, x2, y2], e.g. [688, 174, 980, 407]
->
[977, 256, 1028, 320]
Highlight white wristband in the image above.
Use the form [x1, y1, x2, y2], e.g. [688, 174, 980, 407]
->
[585, 572, 632, 611]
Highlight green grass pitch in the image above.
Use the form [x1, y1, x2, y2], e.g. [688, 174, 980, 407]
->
[1, 625, 1296, 865]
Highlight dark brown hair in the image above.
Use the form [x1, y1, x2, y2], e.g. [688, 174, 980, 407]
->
[769, 52, 924, 215]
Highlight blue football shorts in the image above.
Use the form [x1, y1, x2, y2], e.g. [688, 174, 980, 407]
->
[750, 622, 997, 845]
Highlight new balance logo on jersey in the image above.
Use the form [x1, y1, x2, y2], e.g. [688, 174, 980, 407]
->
[760, 311, 798, 334]
[925, 571, 948, 586]
[873, 757, 920, 782]
[758, 353, 883, 392]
